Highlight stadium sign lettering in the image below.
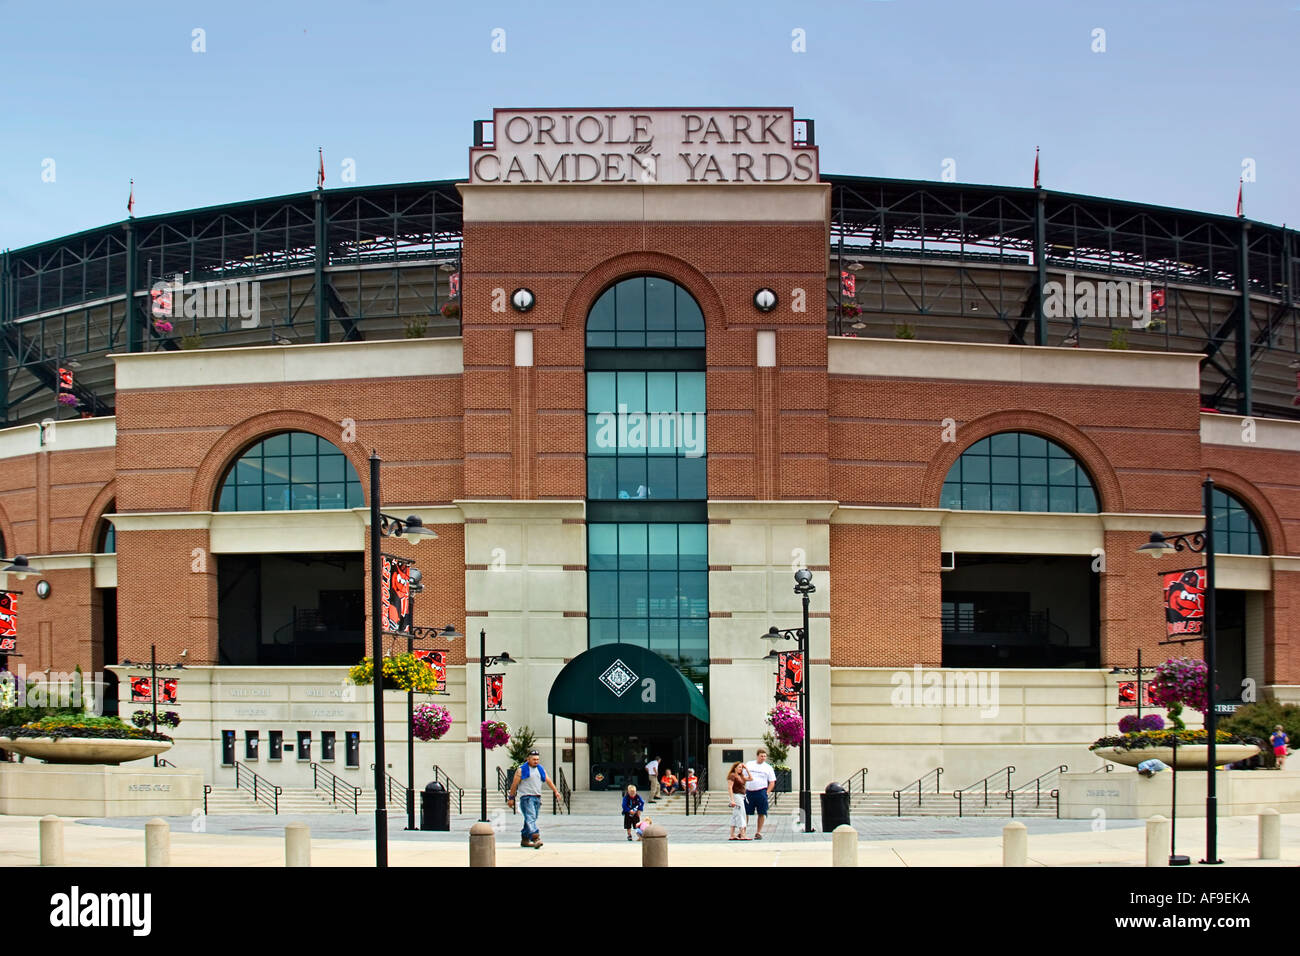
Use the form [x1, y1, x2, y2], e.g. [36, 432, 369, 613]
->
[469, 109, 818, 185]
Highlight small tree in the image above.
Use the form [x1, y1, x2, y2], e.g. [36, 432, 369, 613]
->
[505, 725, 538, 769]
[761, 730, 790, 770]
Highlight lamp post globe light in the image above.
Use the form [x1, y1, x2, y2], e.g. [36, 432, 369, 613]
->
[1135, 474, 1222, 866]
[761, 568, 816, 834]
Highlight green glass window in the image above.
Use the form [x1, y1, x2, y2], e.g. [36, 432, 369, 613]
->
[1213, 489, 1265, 555]
[216, 432, 362, 512]
[585, 276, 705, 349]
[586, 370, 706, 500]
[941, 433, 1098, 513]
[588, 522, 709, 686]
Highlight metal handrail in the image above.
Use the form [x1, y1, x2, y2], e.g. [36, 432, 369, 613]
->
[1092, 762, 1115, 773]
[1005, 765, 1068, 816]
[431, 764, 464, 815]
[892, 767, 943, 817]
[312, 762, 361, 814]
[370, 764, 407, 813]
[234, 760, 282, 813]
[841, 768, 869, 793]
[496, 766, 516, 815]
[203, 784, 211, 815]
[953, 765, 1015, 817]
[157, 758, 177, 768]
[555, 766, 571, 815]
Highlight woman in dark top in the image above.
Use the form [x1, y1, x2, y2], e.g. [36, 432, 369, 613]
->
[621, 784, 645, 841]
[727, 761, 751, 840]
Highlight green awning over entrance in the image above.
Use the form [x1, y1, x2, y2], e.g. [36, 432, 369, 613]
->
[547, 643, 709, 724]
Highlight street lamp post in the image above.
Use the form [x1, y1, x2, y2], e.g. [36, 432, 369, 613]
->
[367, 450, 440, 866]
[478, 629, 514, 822]
[1136, 474, 1222, 865]
[762, 569, 816, 834]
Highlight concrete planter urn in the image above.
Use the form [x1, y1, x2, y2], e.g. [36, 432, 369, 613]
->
[1094, 744, 1259, 769]
[0, 736, 173, 765]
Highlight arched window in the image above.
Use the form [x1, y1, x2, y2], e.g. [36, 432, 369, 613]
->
[96, 502, 116, 553]
[585, 275, 705, 349]
[941, 432, 1099, 513]
[216, 432, 362, 512]
[1213, 489, 1265, 555]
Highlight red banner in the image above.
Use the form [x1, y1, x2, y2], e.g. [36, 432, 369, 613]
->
[1117, 680, 1160, 708]
[449, 271, 460, 297]
[776, 650, 803, 702]
[129, 676, 178, 703]
[414, 650, 447, 694]
[381, 556, 413, 635]
[0, 591, 17, 653]
[840, 271, 856, 297]
[484, 672, 504, 711]
[1163, 567, 1206, 638]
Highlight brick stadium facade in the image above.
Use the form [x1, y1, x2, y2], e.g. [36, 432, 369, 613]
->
[1, 108, 1298, 796]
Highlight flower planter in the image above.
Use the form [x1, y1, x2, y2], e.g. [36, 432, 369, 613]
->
[774, 768, 793, 793]
[0, 736, 173, 765]
[1094, 744, 1259, 769]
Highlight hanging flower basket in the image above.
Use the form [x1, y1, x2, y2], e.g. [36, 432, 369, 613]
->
[412, 703, 453, 741]
[153, 320, 174, 334]
[481, 720, 510, 750]
[837, 303, 863, 319]
[131, 710, 181, 729]
[348, 654, 441, 695]
[440, 301, 461, 320]
[57, 393, 79, 406]
[767, 702, 805, 748]
[1148, 657, 1210, 730]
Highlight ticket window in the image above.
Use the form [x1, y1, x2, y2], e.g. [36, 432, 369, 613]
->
[269, 730, 283, 761]
[297, 731, 311, 762]
[245, 731, 260, 761]
[221, 730, 236, 767]
[345, 731, 360, 768]
[321, 731, 336, 762]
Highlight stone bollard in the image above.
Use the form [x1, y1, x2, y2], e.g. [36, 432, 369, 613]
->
[40, 816, 63, 867]
[469, 821, 496, 867]
[832, 824, 858, 867]
[641, 824, 669, 867]
[145, 818, 170, 867]
[1002, 821, 1027, 867]
[1146, 815, 1171, 867]
[285, 823, 311, 867]
[1259, 808, 1280, 860]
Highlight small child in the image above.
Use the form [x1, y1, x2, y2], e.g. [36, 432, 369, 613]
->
[1271, 725, 1289, 770]
[635, 816, 653, 839]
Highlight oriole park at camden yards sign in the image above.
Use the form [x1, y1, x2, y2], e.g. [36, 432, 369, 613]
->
[469, 108, 819, 185]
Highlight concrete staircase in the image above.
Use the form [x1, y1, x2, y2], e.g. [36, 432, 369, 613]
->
[850, 791, 1059, 818]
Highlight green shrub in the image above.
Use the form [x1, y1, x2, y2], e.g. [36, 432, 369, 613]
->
[0, 706, 80, 727]
[1219, 699, 1300, 768]
[761, 731, 791, 771]
[0, 713, 172, 742]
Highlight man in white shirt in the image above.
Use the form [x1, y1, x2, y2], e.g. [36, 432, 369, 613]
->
[743, 748, 778, 840]
[646, 755, 661, 800]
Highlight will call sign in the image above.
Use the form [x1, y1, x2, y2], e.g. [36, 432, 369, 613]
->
[469, 109, 818, 186]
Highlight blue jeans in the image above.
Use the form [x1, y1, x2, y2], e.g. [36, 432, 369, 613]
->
[519, 794, 541, 839]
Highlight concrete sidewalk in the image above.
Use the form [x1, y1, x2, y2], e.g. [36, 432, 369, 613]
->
[2, 811, 1296, 866]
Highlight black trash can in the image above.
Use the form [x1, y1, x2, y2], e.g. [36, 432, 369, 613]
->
[421, 781, 450, 831]
[820, 782, 851, 832]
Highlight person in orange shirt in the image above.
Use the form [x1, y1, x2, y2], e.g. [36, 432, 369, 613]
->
[660, 769, 679, 794]
[685, 769, 699, 794]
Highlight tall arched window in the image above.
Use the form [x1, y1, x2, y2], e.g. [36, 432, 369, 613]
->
[585, 275, 708, 691]
[941, 432, 1099, 513]
[216, 432, 362, 512]
[1213, 489, 1265, 555]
